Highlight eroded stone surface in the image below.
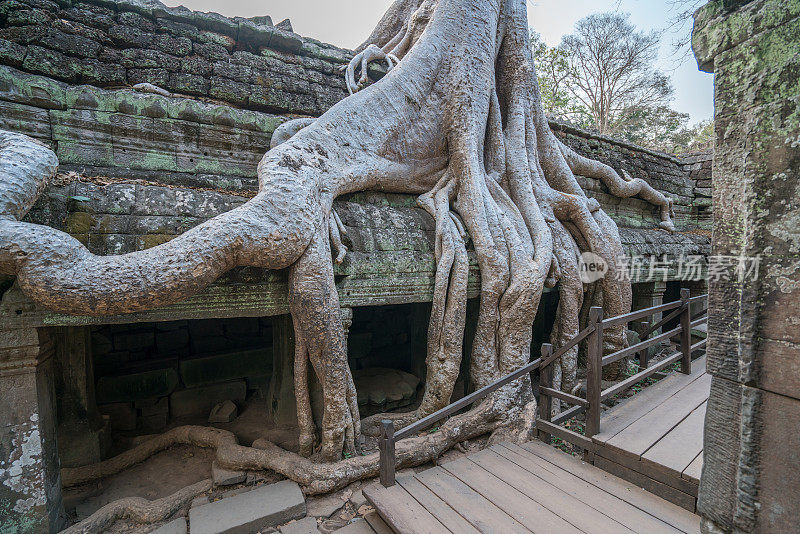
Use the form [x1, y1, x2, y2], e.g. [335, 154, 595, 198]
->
[189, 480, 306, 534]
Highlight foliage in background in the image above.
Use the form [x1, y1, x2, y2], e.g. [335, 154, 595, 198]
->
[532, 12, 712, 154]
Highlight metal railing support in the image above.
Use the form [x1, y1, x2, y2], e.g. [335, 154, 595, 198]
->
[585, 306, 603, 438]
[379, 419, 396, 487]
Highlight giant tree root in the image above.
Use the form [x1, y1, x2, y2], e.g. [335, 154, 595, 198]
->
[2, 0, 678, 468]
[61, 479, 211, 534]
[62, 394, 527, 496]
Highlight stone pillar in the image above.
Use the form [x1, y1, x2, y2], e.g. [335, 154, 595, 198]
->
[693, 2, 800, 532]
[53, 326, 108, 468]
[0, 326, 65, 533]
[632, 281, 667, 335]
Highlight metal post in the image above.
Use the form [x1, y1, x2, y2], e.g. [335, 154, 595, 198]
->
[679, 288, 692, 375]
[537, 343, 553, 443]
[585, 307, 603, 438]
[378, 419, 396, 487]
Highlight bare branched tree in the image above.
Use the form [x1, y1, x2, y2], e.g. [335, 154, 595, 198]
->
[559, 12, 673, 135]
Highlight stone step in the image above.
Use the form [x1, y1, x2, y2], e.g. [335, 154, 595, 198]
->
[151, 517, 188, 534]
[189, 479, 306, 534]
[280, 516, 320, 534]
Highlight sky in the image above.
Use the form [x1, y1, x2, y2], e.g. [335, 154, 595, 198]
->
[165, 0, 714, 124]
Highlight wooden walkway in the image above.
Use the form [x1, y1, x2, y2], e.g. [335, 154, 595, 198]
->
[590, 356, 709, 512]
[364, 440, 700, 534]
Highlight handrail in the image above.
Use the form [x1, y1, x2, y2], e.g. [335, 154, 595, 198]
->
[601, 299, 683, 328]
[377, 352, 546, 485]
[377, 288, 708, 487]
[602, 326, 681, 366]
[639, 305, 685, 340]
[393, 354, 544, 441]
[537, 288, 708, 454]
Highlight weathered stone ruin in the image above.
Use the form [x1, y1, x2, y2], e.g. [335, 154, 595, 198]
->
[0, 0, 715, 531]
[693, 1, 800, 532]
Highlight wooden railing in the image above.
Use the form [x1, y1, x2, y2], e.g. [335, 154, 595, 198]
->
[377, 288, 708, 487]
[537, 288, 708, 449]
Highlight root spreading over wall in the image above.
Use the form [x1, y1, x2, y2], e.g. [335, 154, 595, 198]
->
[0, 1, 676, 529]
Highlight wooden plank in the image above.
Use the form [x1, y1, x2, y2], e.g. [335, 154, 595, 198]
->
[594, 357, 706, 443]
[539, 386, 589, 408]
[441, 456, 583, 533]
[592, 443, 700, 497]
[605, 373, 712, 457]
[642, 403, 707, 480]
[536, 420, 594, 451]
[492, 444, 685, 534]
[364, 511, 395, 534]
[363, 482, 451, 534]
[682, 452, 703, 485]
[395, 475, 481, 534]
[518, 441, 700, 534]
[415, 466, 531, 533]
[593, 455, 697, 513]
[467, 449, 634, 534]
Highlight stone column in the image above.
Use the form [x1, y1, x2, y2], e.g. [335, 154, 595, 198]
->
[53, 326, 108, 468]
[0, 326, 65, 533]
[693, 3, 800, 533]
[632, 281, 668, 335]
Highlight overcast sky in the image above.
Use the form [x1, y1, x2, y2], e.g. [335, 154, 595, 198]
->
[166, 0, 714, 124]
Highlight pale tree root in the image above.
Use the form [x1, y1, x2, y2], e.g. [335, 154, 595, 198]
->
[558, 140, 676, 232]
[61, 390, 531, 496]
[61, 479, 211, 534]
[362, 173, 469, 435]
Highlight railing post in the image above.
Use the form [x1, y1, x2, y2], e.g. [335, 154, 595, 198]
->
[586, 307, 603, 438]
[638, 320, 651, 371]
[679, 288, 692, 375]
[537, 343, 553, 443]
[378, 419, 396, 487]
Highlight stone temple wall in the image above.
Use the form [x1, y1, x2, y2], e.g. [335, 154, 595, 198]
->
[693, 0, 800, 532]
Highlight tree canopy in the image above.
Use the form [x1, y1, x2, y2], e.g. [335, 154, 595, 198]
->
[532, 12, 711, 154]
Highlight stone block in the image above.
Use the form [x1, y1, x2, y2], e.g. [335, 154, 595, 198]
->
[151, 517, 188, 534]
[113, 330, 155, 351]
[98, 401, 137, 431]
[223, 317, 261, 336]
[347, 333, 372, 359]
[189, 479, 306, 534]
[188, 318, 224, 338]
[179, 347, 271, 387]
[280, 516, 319, 534]
[208, 400, 238, 423]
[331, 519, 373, 534]
[156, 328, 190, 354]
[306, 491, 344, 518]
[349, 489, 367, 510]
[137, 396, 168, 416]
[170, 380, 246, 419]
[212, 460, 246, 486]
[108, 24, 153, 48]
[96, 368, 179, 403]
[141, 411, 168, 432]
